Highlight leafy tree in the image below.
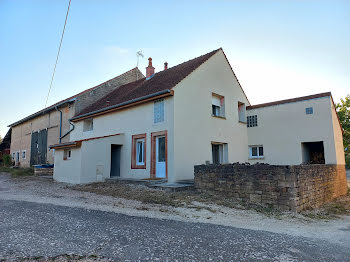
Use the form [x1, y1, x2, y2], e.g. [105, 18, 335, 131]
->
[336, 95, 350, 168]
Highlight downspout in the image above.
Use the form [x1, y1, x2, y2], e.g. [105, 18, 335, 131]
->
[60, 120, 75, 140]
[55, 106, 63, 143]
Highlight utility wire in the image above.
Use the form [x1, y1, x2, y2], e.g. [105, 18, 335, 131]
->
[44, 0, 72, 108]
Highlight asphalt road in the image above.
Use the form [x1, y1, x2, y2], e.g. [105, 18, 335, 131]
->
[0, 200, 349, 261]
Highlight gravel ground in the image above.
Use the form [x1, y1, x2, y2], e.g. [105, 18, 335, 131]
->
[0, 173, 350, 261]
[1, 199, 349, 262]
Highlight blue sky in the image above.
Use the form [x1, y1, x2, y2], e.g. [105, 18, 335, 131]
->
[0, 0, 349, 137]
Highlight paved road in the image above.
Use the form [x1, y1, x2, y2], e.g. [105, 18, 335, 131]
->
[0, 200, 349, 261]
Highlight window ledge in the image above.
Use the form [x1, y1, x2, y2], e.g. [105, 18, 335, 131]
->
[249, 157, 265, 160]
[238, 121, 247, 124]
[131, 165, 146, 169]
[212, 115, 226, 120]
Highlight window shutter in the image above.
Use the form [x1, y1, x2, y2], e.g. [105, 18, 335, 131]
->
[212, 96, 221, 107]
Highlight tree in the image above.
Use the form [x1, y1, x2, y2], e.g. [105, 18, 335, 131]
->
[336, 95, 350, 168]
[0, 135, 2, 143]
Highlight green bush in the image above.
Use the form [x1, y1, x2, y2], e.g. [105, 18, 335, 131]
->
[2, 154, 12, 167]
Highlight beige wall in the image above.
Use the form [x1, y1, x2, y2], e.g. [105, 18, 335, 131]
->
[10, 103, 75, 167]
[67, 97, 174, 183]
[172, 50, 250, 181]
[330, 100, 346, 165]
[247, 96, 344, 165]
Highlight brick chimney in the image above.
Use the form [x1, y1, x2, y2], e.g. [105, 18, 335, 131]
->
[146, 57, 155, 78]
[164, 62, 168, 70]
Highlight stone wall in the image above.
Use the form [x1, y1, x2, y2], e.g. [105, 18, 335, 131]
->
[194, 163, 348, 211]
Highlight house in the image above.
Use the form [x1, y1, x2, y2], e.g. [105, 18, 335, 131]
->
[246, 93, 345, 166]
[8, 68, 144, 167]
[50, 48, 250, 184]
[49, 48, 345, 184]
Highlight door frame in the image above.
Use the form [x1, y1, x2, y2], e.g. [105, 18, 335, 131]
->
[151, 130, 168, 179]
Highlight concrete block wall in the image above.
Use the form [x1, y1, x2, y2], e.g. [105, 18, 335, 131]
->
[194, 163, 348, 211]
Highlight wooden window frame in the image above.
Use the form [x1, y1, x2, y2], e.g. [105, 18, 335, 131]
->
[131, 133, 147, 169]
[150, 130, 168, 178]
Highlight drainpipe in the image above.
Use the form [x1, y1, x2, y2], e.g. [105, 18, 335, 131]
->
[60, 120, 75, 140]
[55, 106, 63, 143]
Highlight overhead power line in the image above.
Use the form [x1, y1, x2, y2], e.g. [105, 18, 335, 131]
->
[44, 0, 72, 108]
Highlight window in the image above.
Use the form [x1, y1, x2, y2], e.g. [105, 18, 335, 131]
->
[12, 152, 15, 160]
[212, 93, 225, 118]
[249, 146, 264, 158]
[154, 99, 165, 124]
[305, 107, 313, 115]
[238, 102, 246, 122]
[63, 149, 72, 160]
[22, 150, 26, 159]
[212, 143, 228, 164]
[132, 134, 147, 169]
[301, 141, 325, 164]
[247, 115, 258, 127]
[83, 118, 93, 132]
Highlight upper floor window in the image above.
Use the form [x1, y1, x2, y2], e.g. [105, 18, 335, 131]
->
[22, 150, 26, 159]
[238, 102, 246, 122]
[249, 145, 264, 158]
[154, 99, 164, 124]
[83, 118, 93, 132]
[305, 107, 313, 115]
[212, 93, 225, 118]
[247, 115, 258, 127]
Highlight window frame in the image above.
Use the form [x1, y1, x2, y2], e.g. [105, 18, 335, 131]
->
[249, 145, 264, 159]
[131, 133, 147, 169]
[305, 107, 313, 115]
[211, 142, 228, 164]
[238, 101, 246, 123]
[63, 149, 72, 160]
[22, 150, 26, 159]
[211, 93, 225, 118]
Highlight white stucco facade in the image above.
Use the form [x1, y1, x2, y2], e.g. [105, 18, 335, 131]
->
[53, 49, 251, 184]
[247, 96, 345, 165]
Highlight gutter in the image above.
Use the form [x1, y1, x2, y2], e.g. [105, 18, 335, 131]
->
[55, 106, 63, 143]
[71, 89, 173, 122]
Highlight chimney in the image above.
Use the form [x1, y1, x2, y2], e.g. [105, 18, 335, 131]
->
[146, 57, 155, 78]
[164, 62, 168, 70]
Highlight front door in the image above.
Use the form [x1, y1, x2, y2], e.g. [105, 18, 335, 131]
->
[156, 136, 166, 178]
[110, 145, 121, 177]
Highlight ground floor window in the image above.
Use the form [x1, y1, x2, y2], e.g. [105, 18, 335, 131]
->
[132, 134, 146, 169]
[301, 141, 325, 164]
[22, 150, 26, 159]
[249, 145, 264, 159]
[212, 142, 228, 164]
[63, 149, 72, 160]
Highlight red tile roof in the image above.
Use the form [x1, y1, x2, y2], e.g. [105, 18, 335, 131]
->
[246, 92, 332, 110]
[73, 48, 222, 120]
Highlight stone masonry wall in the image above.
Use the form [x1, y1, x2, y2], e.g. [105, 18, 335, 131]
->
[194, 163, 348, 211]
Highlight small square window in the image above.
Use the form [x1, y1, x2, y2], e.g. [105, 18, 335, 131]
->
[305, 107, 313, 115]
[249, 145, 264, 158]
[83, 118, 93, 132]
[247, 115, 258, 127]
[212, 94, 225, 118]
[63, 149, 72, 160]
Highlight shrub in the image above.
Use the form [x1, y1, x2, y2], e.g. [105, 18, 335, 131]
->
[3, 154, 12, 167]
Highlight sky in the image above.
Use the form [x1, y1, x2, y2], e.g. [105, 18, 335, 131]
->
[0, 0, 349, 138]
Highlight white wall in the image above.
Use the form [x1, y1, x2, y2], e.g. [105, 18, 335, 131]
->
[172, 50, 250, 181]
[53, 147, 82, 184]
[247, 96, 343, 165]
[69, 98, 174, 182]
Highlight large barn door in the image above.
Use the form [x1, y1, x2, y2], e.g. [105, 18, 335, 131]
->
[30, 129, 48, 166]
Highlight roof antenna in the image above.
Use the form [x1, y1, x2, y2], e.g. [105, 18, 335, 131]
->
[136, 50, 144, 80]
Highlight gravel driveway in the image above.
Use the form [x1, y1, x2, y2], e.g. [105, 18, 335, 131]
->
[0, 173, 350, 261]
[1, 199, 350, 262]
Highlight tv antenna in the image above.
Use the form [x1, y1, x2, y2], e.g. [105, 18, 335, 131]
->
[136, 50, 144, 68]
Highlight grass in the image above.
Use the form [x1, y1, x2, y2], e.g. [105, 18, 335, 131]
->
[0, 166, 34, 177]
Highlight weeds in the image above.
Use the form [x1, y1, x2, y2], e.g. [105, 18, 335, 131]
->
[0, 166, 34, 177]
